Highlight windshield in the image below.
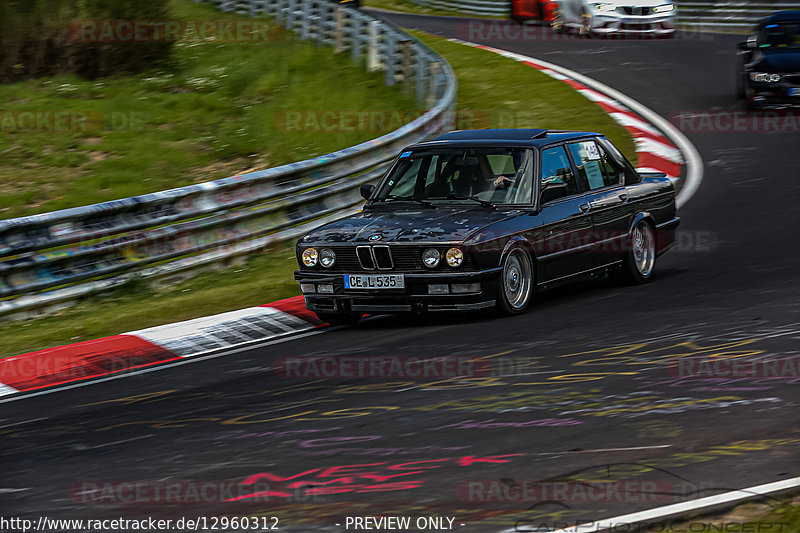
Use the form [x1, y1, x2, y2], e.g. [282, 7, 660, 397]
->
[758, 22, 800, 49]
[374, 147, 534, 206]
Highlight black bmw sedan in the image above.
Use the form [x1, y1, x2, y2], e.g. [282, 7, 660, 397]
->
[294, 129, 679, 324]
[737, 11, 800, 108]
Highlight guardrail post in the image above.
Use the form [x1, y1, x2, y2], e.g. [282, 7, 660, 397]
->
[301, 1, 311, 39]
[400, 40, 412, 96]
[351, 16, 362, 61]
[427, 61, 441, 109]
[415, 49, 426, 106]
[384, 32, 396, 86]
[367, 20, 380, 72]
[335, 6, 345, 53]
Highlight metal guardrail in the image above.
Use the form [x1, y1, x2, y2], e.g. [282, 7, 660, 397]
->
[408, 0, 509, 16]
[0, 0, 457, 320]
[677, 1, 800, 32]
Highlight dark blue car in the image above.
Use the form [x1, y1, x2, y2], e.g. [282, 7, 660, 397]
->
[294, 129, 679, 324]
[737, 11, 800, 108]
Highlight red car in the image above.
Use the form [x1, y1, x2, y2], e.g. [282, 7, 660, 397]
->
[510, 0, 558, 23]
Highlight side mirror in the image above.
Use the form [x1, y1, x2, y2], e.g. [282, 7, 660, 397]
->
[360, 183, 375, 200]
[738, 40, 756, 51]
[539, 182, 568, 205]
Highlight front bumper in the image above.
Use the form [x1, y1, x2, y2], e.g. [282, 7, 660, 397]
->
[746, 80, 800, 107]
[591, 14, 675, 35]
[294, 268, 501, 313]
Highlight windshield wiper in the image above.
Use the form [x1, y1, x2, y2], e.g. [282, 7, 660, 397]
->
[380, 195, 436, 208]
[436, 193, 496, 210]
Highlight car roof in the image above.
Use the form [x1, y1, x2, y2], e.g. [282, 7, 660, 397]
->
[763, 10, 800, 23]
[408, 129, 600, 150]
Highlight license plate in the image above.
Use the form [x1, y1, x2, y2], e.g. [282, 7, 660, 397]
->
[344, 274, 404, 289]
[789, 88, 800, 97]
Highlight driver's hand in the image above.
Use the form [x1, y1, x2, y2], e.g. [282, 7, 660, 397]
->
[493, 175, 513, 188]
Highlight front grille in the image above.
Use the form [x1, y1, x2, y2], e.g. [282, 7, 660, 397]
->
[785, 74, 800, 86]
[372, 246, 393, 269]
[355, 245, 393, 270]
[621, 6, 650, 15]
[356, 246, 375, 269]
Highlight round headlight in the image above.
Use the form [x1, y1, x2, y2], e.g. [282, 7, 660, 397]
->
[301, 248, 318, 267]
[446, 248, 464, 267]
[422, 248, 441, 268]
[750, 72, 781, 83]
[319, 248, 336, 268]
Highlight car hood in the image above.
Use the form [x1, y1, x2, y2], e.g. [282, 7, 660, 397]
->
[754, 50, 800, 73]
[299, 207, 514, 244]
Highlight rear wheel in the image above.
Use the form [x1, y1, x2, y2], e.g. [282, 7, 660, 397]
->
[551, 7, 564, 32]
[612, 220, 656, 284]
[314, 311, 363, 326]
[736, 72, 745, 99]
[496, 248, 534, 315]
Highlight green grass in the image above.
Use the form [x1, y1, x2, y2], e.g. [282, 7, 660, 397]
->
[0, 0, 418, 219]
[0, 29, 635, 358]
[663, 493, 800, 532]
[410, 31, 637, 163]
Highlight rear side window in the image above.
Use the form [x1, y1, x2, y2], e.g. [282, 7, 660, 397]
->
[567, 141, 622, 191]
[541, 146, 578, 196]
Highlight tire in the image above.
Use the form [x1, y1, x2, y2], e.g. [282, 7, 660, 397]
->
[551, 8, 565, 33]
[611, 220, 656, 285]
[579, 8, 592, 37]
[736, 72, 745, 99]
[314, 311, 363, 326]
[496, 247, 535, 315]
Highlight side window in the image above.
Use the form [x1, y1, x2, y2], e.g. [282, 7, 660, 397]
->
[567, 141, 621, 191]
[388, 158, 423, 197]
[541, 146, 578, 196]
[423, 155, 441, 188]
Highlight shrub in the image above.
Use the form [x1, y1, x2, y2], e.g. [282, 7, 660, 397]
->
[0, 0, 173, 83]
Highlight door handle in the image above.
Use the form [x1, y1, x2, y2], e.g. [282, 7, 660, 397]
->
[579, 203, 591, 213]
[619, 193, 629, 202]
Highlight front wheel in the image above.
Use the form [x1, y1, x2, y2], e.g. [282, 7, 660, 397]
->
[612, 220, 656, 284]
[550, 8, 565, 32]
[736, 71, 745, 99]
[314, 311, 363, 326]
[496, 248, 534, 315]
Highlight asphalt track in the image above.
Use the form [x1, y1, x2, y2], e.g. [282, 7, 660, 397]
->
[2, 15, 799, 532]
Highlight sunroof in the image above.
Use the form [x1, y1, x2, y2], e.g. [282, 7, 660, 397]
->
[433, 129, 548, 141]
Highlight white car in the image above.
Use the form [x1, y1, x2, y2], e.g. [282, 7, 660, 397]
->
[552, 0, 676, 37]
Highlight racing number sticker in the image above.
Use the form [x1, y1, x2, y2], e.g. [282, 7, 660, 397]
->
[584, 142, 600, 160]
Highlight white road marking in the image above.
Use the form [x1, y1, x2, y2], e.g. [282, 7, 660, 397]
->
[0, 382, 20, 397]
[72, 434, 153, 450]
[0, 417, 47, 429]
[634, 137, 684, 164]
[540, 476, 800, 533]
[531, 444, 672, 455]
